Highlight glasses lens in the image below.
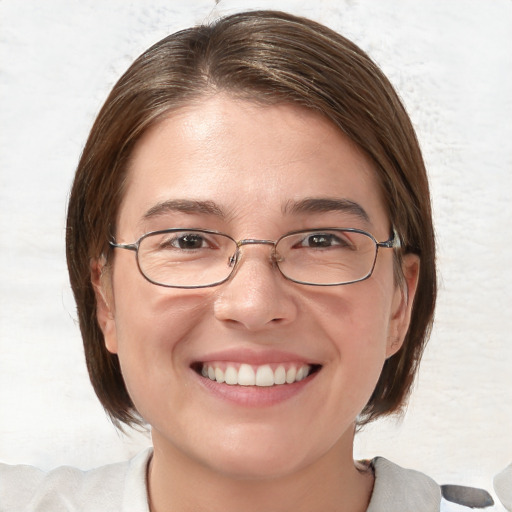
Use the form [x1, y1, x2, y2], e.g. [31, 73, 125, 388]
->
[276, 229, 377, 285]
[137, 230, 237, 288]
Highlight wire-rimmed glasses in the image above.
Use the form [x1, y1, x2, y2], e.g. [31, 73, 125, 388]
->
[109, 228, 400, 289]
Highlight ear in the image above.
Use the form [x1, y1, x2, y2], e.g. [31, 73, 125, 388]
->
[91, 259, 119, 354]
[386, 253, 420, 358]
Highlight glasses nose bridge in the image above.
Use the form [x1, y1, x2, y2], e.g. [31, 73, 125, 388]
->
[236, 238, 276, 249]
[232, 238, 279, 267]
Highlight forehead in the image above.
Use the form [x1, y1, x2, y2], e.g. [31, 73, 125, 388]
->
[118, 94, 387, 235]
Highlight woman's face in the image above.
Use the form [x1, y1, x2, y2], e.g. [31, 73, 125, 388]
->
[95, 94, 418, 479]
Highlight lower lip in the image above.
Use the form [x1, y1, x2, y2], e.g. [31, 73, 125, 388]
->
[193, 370, 319, 407]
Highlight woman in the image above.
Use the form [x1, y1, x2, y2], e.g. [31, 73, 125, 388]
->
[2, 9, 480, 511]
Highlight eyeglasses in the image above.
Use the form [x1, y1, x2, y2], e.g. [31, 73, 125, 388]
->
[109, 227, 400, 289]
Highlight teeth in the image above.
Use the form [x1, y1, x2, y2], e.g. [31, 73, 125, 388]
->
[238, 364, 255, 386]
[286, 366, 296, 384]
[214, 367, 225, 384]
[224, 366, 238, 385]
[255, 365, 274, 386]
[201, 363, 312, 386]
[274, 365, 286, 385]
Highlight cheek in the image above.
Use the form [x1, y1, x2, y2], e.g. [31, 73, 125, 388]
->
[114, 287, 206, 349]
[303, 282, 394, 391]
[110, 271, 213, 411]
[111, 255, 211, 348]
[305, 279, 393, 350]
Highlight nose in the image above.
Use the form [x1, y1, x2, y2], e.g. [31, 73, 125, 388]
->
[213, 243, 298, 331]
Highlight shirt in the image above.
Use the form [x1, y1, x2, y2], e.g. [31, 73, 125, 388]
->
[0, 449, 491, 511]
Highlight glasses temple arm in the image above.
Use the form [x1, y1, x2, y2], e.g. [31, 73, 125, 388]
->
[109, 240, 138, 252]
[377, 228, 402, 249]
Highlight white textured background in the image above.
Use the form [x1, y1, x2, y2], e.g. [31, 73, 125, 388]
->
[1, 0, 511, 506]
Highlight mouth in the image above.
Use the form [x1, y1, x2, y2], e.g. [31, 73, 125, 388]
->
[191, 362, 322, 387]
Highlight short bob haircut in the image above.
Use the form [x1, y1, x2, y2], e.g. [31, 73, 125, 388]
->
[66, 10, 436, 428]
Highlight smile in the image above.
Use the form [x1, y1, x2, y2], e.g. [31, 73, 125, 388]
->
[199, 362, 319, 387]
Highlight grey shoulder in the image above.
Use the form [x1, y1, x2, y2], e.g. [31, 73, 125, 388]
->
[369, 458, 500, 512]
[0, 448, 152, 512]
[368, 457, 441, 512]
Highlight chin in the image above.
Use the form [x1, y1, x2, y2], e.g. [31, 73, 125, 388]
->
[195, 425, 321, 481]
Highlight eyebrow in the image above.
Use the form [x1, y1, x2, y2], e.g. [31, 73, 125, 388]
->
[142, 199, 226, 221]
[282, 197, 370, 222]
[140, 197, 370, 225]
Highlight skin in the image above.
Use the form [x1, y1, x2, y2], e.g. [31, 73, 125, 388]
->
[93, 94, 419, 512]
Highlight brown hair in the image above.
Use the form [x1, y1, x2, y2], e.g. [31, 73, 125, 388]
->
[66, 10, 436, 428]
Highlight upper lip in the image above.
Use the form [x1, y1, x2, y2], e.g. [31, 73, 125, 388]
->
[191, 348, 321, 366]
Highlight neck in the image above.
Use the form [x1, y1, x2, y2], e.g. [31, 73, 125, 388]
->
[147, 428, 374, 512]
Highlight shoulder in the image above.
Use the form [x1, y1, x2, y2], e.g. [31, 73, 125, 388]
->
[368, 458, 499, 512]
[0, 448, 152, 512]
[367, 457, 441, 512]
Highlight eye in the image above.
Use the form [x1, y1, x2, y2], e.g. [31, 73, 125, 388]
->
[161, 233, 210, 250]
[297, 232, 350, 249]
